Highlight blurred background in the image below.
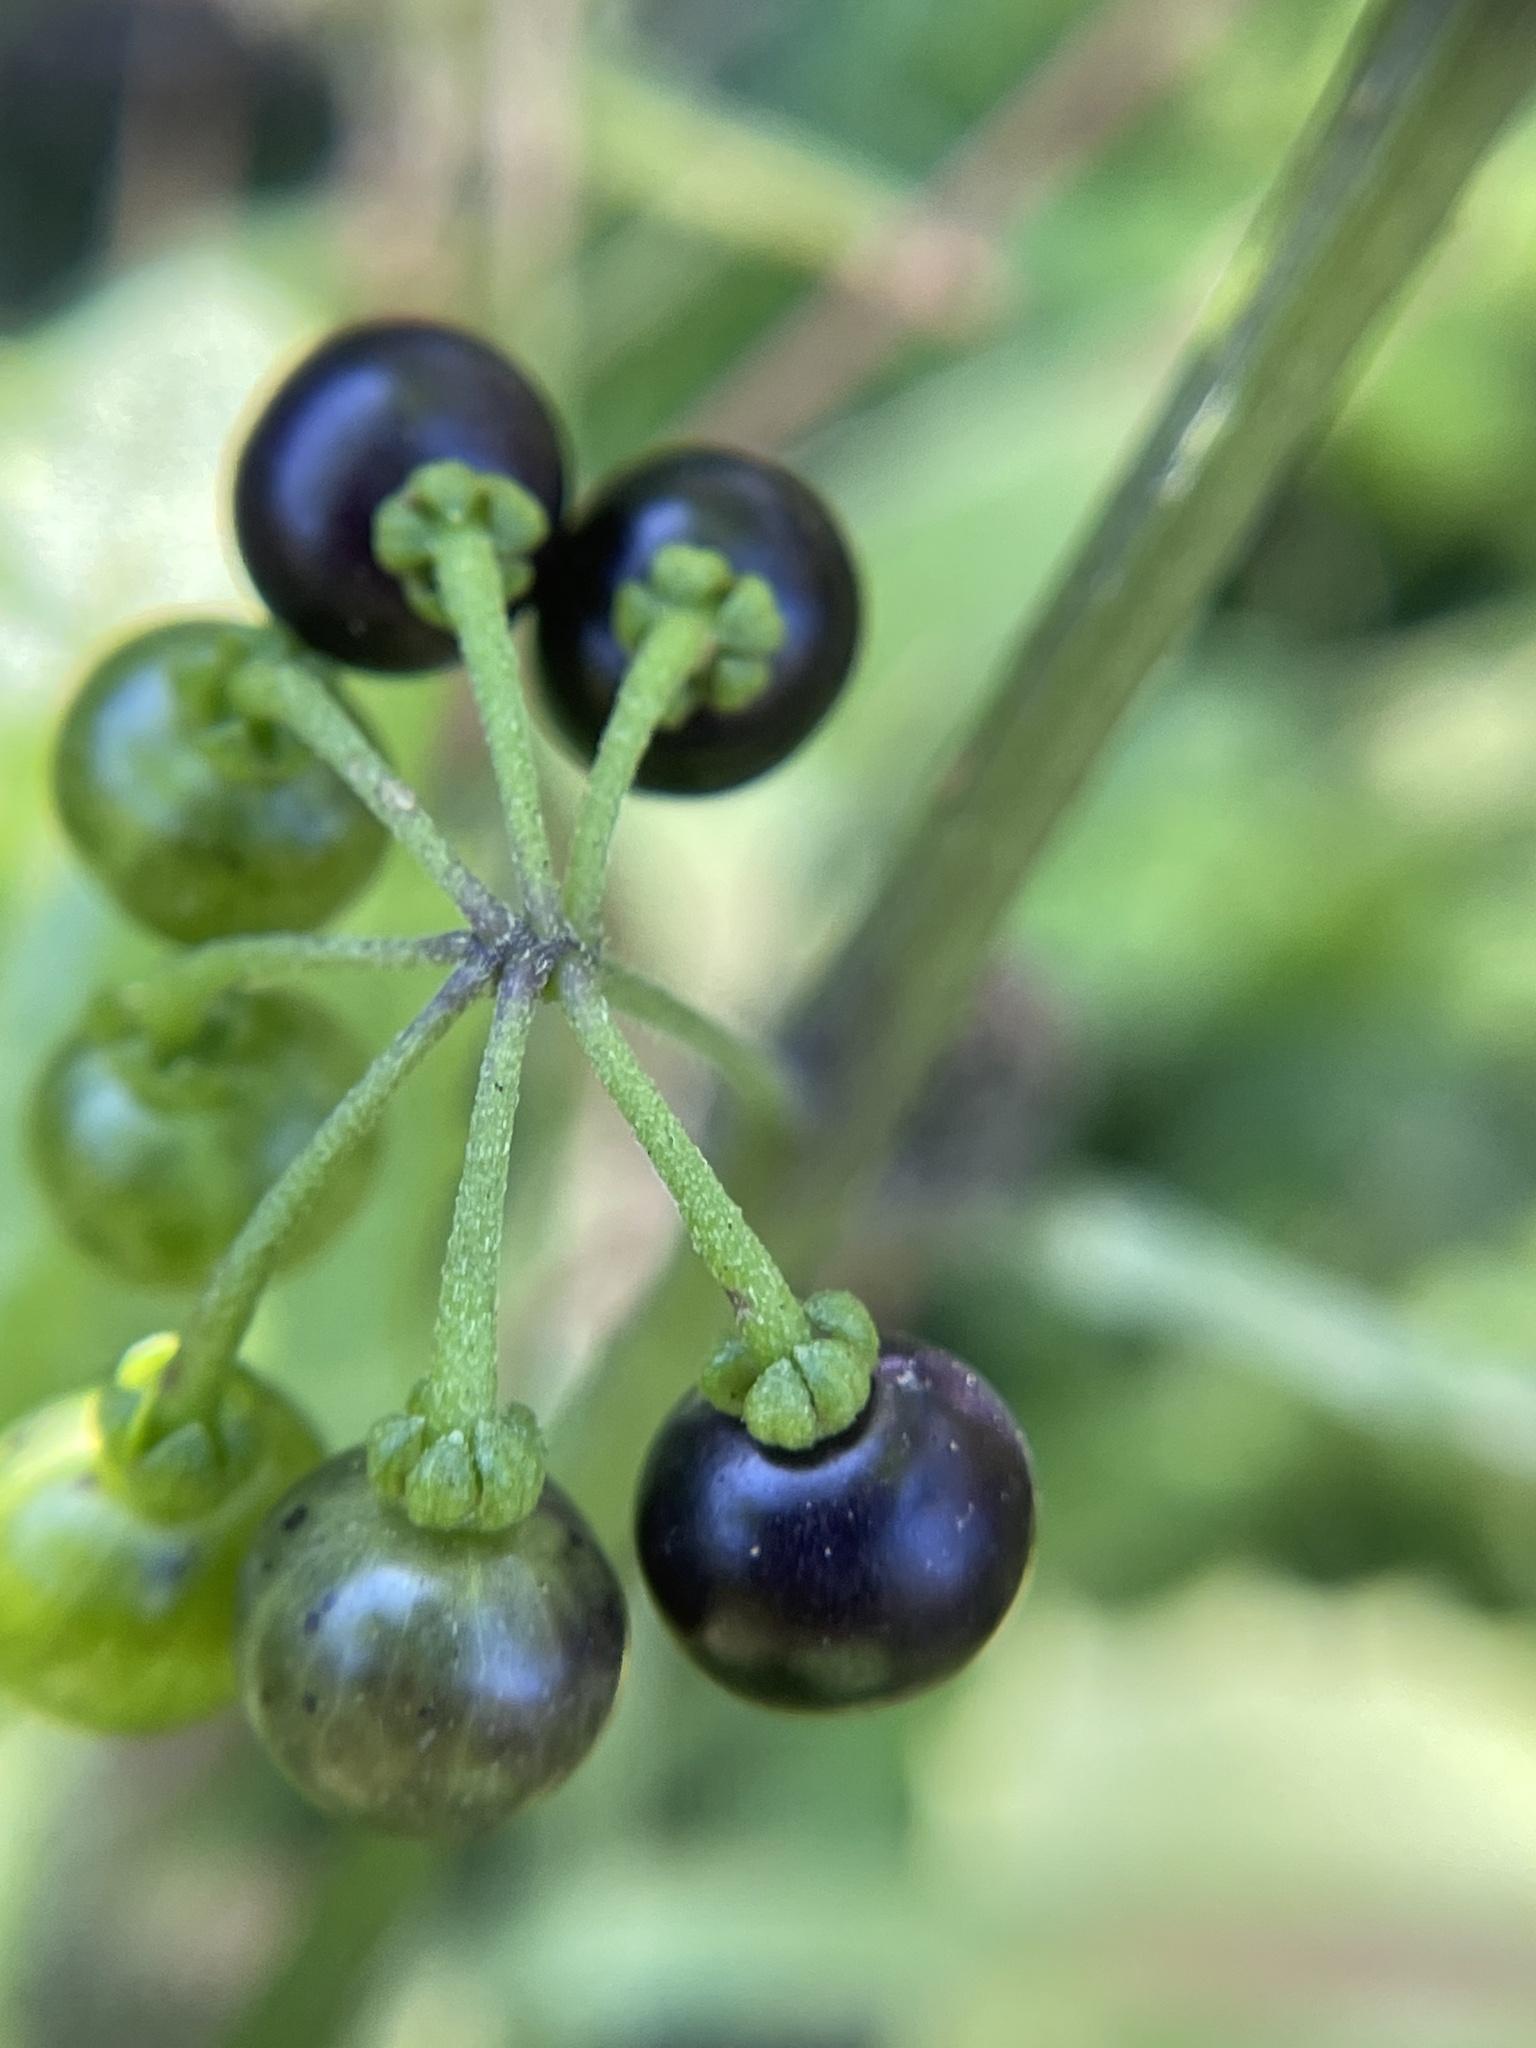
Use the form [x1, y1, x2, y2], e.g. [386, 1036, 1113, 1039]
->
[4, 0, 1536, 2042]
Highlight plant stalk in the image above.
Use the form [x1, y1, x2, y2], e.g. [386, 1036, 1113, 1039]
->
[233, 660, 510, 939]
[169, 957, 495, 1420]
[562, 611, 714, 936]
[124, 933, 473, 1054]
[559, 959, 808, 1366]
[425, 965, 540, 1429]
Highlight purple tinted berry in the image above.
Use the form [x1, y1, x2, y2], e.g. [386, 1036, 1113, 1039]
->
[234, 320, 565, 673]
[536, 448, 860, 793]
[636, 1340, 1034, 1709]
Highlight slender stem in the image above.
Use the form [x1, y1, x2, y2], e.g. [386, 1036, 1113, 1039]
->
[559, 959, 807, 1366]
[168, 957, 494, 1422]
[431, 529, 563, 934]
[123, 932, 473, 1054]
[563, 611, 714, 936]
[426, 966, 539, 1429]
[602, 961, 798, 1124]
[232, 659, 511, 938]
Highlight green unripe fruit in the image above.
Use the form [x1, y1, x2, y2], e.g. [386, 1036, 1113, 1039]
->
[0, 1337, 324, 1733]
[54, 616, 387, 943]
[238, 1448, 627, 1837]
[30, 985, 377, 1289]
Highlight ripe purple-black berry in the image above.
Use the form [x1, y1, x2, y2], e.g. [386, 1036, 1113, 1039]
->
[234, 320, 566, 673]
[636, 1340, 1034, 1709]
[536, 447, 860, 793]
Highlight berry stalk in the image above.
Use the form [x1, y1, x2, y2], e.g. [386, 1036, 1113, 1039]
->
[122, 932, 475, 1057]
[366, 963, 547, 1532]
[167, 955, 496, 1423]
[430, 527, 563, 935]
[232, 659, 511, 939]
[426, 967, 537, 1427]
[558, 957, 808, 1368]
[562, 609, 713, 935]
[601, 961, 797, 1124]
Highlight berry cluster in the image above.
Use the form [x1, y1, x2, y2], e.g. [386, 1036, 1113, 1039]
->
[5, 319, 1035, 1836]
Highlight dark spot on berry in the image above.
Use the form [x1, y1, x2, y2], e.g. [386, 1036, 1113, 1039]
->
[301, 1691, 318, 1714]
[282, 1504, 308, 1533]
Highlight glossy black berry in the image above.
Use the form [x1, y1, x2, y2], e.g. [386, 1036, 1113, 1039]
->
[237, 1447, 628, 1837]
[54, 616, 388, 944]
[30, 986, 376, 1289]
[535, 448, 860, 793]
[636, 1340, 1034, 1710]
[234, 320, 566, 672]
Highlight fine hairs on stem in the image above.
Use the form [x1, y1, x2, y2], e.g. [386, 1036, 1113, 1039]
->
[559, 958, 809, 1368]
[430, 529, 563, 933]
[167, 955, 496, 1422]
[562, 610, 713, 935]
[231, 659, 512, 938]
[425, 964, 540, 1430]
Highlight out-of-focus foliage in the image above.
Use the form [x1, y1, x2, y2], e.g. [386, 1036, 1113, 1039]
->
[4, 1, 1536, 2044]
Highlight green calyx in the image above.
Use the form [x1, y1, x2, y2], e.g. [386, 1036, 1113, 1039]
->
[701, 1290, 879, 1451]
[367, 1379, 547, 1533]
[87, 974, 242, 1070]
[170, 625, 326, 786]
[373, 460, 550, 627]
[614, 543, 786, 720]
[97, 1331, 259, 1521]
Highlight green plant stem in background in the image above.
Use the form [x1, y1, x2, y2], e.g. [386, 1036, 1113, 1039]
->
[1013, 1179, 1536, 1475]
[232, 659, 511, 938]
[768, 0, 1536, 1265]
[559, 959, 809, 1366]
[602, 961, 798, 1123]
[431, 529, 563, 934]
[219, 1835, 441, 2048]
[124, 932, 474, 1054]
[166, 957, 495, 1425]
[424, 967, 539, 1430]
[557, 0, 1536, 1536]
[563, 611, 714, 935]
